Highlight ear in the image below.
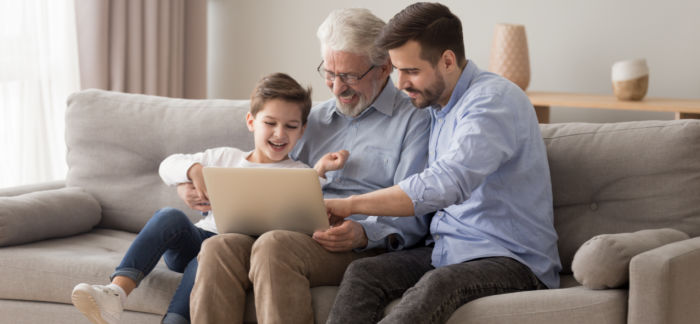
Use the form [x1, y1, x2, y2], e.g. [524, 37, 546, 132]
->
[245, 112, 255, 132]
[378, 58, 393, 79]
[441, 50, 457, 72]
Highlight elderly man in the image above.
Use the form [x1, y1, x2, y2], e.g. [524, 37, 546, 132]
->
[187, 8, 431, 324]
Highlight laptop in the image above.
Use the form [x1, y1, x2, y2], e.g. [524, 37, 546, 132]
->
[202, 167, 330, 236]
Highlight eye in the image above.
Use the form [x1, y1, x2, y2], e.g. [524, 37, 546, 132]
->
[264, 121, 275, 126]
[285, 124, 299, 129]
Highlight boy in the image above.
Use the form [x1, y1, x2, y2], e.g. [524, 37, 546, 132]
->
[71, 73, 349, 324]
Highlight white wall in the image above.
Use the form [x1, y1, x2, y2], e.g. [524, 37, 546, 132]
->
[208, 0, 700, 123]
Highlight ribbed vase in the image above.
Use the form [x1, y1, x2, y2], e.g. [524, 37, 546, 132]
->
[488, 23, 530, 91]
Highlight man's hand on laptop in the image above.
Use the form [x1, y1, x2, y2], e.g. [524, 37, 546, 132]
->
[176, 183, 211, 213]
[312, 220, 367, 252]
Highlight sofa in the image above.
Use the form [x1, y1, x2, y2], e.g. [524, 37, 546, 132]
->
[1, 89, 699, 324]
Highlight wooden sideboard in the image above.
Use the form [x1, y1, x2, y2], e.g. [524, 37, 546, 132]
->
[527, 91, 700, 124]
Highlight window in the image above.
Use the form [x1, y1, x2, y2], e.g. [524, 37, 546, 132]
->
[0, 0, 80, 188]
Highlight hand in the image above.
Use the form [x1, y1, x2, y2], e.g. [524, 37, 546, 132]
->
[312, 219, 368, 252]
[176, 183, 211, 213]
[325, 197, 353, 221]
[314, 149, 350, 177]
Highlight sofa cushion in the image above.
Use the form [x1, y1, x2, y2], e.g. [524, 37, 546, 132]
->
[0, 229, 178, 314]
[540, 120, 700, 273]
[65, 89, 254, 232]
[571, 228, 689, 289]
[0, 187, 101, 246]
[0, 229, 340, 321]
[445, 286, 627, 324]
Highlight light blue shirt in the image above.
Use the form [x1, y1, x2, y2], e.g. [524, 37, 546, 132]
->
[398, 62, 562, 288]
[291, 78, 431, 251]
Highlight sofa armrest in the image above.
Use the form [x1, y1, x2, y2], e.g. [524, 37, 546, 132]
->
[0, 180, 66, 197]
[0, 186, 101, 246]
[628, 236, 700, 324]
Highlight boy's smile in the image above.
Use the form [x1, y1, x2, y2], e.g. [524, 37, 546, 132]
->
[246, 99, 305, 164]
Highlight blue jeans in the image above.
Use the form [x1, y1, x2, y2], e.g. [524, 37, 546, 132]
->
[111, 207, 215, 323]
[327, 246, 547, 324]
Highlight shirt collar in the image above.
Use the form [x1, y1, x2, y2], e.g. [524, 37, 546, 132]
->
[322, 77, 397, 122]
[432, 60, 479, 118]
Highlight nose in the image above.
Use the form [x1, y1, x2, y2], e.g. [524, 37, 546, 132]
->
[331, 78, 348, 96]
[273, 124, 287, 138]
[396, 71, 410, 90]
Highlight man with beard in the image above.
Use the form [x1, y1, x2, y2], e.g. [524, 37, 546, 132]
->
[324, 3, 561, 324]
[187, 8, 431, 324]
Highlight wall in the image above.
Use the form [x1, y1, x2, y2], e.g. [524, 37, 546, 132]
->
[208, 0, 700, 123]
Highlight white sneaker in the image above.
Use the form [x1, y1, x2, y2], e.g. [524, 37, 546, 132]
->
[71, 283, 124, 324]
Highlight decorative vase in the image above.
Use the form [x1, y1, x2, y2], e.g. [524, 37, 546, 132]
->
[611, 59, 649, 101]
[488, 23, 531, 91]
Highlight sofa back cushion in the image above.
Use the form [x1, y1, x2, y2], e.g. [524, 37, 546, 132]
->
[541, 120, 700, 273]
[65, 89, 254, 232]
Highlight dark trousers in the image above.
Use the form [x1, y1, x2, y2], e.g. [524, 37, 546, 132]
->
[327, 246, 546, 324]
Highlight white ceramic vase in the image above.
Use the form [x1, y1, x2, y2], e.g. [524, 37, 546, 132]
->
[611, 59, 649, 101]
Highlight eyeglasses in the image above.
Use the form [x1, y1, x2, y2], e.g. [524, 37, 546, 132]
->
[317, 60, 376, 85]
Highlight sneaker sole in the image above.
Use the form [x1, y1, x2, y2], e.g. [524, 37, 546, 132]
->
[71, 289, 111, 324]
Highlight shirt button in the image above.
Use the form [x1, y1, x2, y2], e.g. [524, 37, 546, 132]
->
[590, 202, 598, 211]
[434, 234, 440, 240]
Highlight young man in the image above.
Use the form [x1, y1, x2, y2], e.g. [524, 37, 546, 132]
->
[186, 8, 431, 324]
[325, 3, 562, 323]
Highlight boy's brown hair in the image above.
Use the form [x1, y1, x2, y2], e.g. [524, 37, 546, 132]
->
[376, 2, 466, 68]
[250, 73, 313, 125]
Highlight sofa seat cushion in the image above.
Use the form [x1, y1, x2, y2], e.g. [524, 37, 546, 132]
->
[0, 228, 343, 321]
[0, 229, 179, 315]
[445, 286, 627, 324]
[0, 187, 101, 247]
[380, 275, 625, 324]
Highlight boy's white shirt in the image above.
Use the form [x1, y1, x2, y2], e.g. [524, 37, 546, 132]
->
[159, 146, 315, 233]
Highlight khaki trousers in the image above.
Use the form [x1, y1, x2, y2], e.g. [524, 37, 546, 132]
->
[190, 230, 380, 324]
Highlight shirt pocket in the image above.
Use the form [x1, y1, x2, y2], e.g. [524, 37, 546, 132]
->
[346, 146, 398, 187]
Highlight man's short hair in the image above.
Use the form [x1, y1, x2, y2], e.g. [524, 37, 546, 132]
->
[377, 2, 466, 67]
[250, 73, 312, 125]
[317, 8, 388, 66]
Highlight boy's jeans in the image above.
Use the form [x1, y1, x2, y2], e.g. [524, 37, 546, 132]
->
[111, 207, 215, 323]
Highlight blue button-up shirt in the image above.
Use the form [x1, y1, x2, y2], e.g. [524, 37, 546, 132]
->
[292, 78, 431, 250]
[399, 62, 562, 288]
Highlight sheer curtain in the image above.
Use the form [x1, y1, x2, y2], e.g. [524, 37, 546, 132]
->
[0, 0, 80, 188]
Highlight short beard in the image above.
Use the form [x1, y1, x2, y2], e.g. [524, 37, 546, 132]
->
[335, 89, 368, 117]
[406, 70, 446, 109]
[335, 77, 382, 117]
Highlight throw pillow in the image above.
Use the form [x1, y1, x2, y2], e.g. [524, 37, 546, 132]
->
[0, 187, 101, 246]
[572, 228, 689, 289]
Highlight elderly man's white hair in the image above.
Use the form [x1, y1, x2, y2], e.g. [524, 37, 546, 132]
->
[316, 8, 388, 65]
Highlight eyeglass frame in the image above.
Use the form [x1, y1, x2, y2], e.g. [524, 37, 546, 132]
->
[316, 60, 376, 85]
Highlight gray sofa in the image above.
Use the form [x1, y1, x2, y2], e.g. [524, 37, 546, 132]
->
[1, 89, 699, 324]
